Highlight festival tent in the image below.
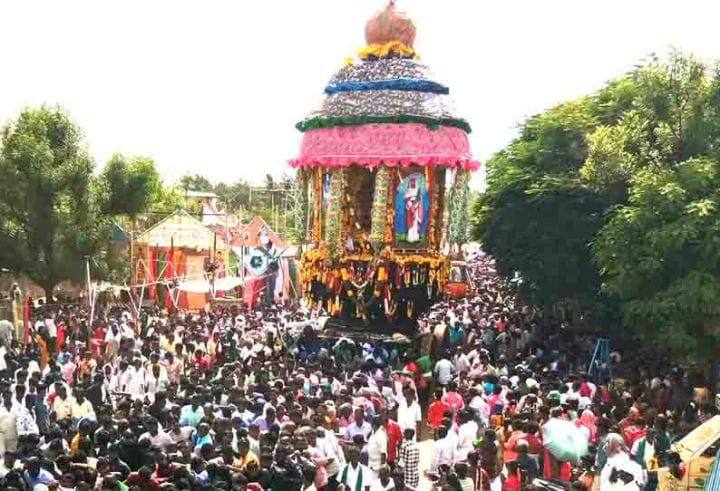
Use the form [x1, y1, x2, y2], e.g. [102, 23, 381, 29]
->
[132, 209, 230, 310]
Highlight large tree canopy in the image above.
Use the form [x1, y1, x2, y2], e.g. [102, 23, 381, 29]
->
[0, 106, 102, 296]
[595, 159, 720, 363]
[0, 107, 164, 297]
[471, 97, 615, 313]
[472, 51, 720, 350]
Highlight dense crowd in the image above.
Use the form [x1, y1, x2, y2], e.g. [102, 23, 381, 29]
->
[0, 253, 714, 491]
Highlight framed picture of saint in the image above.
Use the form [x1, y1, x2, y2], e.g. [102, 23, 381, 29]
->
[393, 169, 430, 248]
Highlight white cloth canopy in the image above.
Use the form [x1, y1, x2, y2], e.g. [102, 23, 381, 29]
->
[177, 276, 244, 293]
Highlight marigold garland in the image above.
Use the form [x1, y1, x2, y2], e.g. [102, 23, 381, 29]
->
[325, 169, 345, 260]
[358, 41, 417, 60]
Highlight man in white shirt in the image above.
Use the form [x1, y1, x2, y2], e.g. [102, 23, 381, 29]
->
[366, 416, 387, 481]
[0, 390, 19, 454]
[456, 410, 479, 462]
[318, 426, 344, 483]
[125, 359, 146, 398]
[431, 426, 456, 473]
[434, 357, 455, 386]
[52, 385, 73, 422]
[395, 387, 421, 438]
[453, 348, 471, 375]
[337, 446, 371, 491]
[344, 407, 372, 442]
[140, 417, 175, 451]
[44, 314, 57, 339]
[145, 364, 169, 401]
[70, 389, 94, 420]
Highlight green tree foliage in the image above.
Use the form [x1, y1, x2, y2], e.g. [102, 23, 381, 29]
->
[179, 173, 213, 192]
[101, 153, 162, 217]
[595, 159, 720, 363]
[215, 180, 251, 214]
[471, 98, 611, 312]
[472, 50, 720, 343]
[0, 106, 107, 297]
[592, 54, 720, 366]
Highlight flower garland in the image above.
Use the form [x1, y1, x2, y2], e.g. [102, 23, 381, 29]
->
[325, 169, 345, 260]
[299, 248, 450, 294]
[393, 253, 445, 268]
[295, 115, 471, 134]
[340, 253, 374, 263]
[358, 41, 417, 60]
[448, 169, 470, 246]
[312, 168, 323, 243]
[370, 165, 392, 248]
[299, 246, 328, 285]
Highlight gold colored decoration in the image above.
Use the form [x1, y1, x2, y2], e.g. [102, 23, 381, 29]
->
[370, 165, 392, 247]
[383, 170, 396, 245]
[325, 169, 345, 260]
[313, 167, 324, 244]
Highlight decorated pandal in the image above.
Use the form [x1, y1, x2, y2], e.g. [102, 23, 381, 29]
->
[290, 1, 478, 327]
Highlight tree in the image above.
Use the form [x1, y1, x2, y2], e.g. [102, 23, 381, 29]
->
[0, 106, 107, 297]
[180, 173, 213, 192]
[591, 53, 720, 373]
[214, 179, 251, 214]
[595, 159, 720, 373]
[470, 98, 612, 317]
[471, 50, 720, 333]
[101, 153, 162, 217]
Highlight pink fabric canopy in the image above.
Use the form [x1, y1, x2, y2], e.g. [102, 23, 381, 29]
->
[289, 123, 479, 171]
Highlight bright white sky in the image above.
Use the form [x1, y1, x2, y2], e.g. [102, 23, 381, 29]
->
[1, 0, 720, 189]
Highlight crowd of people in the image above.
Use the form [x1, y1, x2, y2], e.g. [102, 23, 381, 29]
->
[0, 253, 714, 490]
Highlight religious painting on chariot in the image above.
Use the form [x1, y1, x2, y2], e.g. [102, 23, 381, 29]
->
[393, 168, 431, 248]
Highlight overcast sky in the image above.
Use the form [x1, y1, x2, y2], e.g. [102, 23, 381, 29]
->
[1, 0, 720, 189]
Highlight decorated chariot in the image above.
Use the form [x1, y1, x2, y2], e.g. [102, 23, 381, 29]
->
[290, 1, 478, 327]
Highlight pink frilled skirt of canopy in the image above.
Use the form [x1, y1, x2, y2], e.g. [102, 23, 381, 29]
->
[289, 123, 479, 171]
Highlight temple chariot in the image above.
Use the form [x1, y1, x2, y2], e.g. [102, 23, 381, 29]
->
[290, 1, 478, 330]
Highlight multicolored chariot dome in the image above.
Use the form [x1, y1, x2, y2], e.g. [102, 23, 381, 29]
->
[290, 1, 478, 324]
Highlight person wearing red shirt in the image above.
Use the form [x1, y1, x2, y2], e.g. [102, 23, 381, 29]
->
[125, 466, 162, 491]
[495, 315, 507, 332]
[504, 461, 521, 490]
[441, 382, 465, 414]
[428, 390, 451, 434]
[193, 349, 211, 373]
[382, 408, 403, 464]
[503, 424, 524, 463]
[506, 421, 543, 456]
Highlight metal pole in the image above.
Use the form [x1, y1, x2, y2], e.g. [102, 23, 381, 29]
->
[211, 233, 217, 299]
[86, 257, 96, 327]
